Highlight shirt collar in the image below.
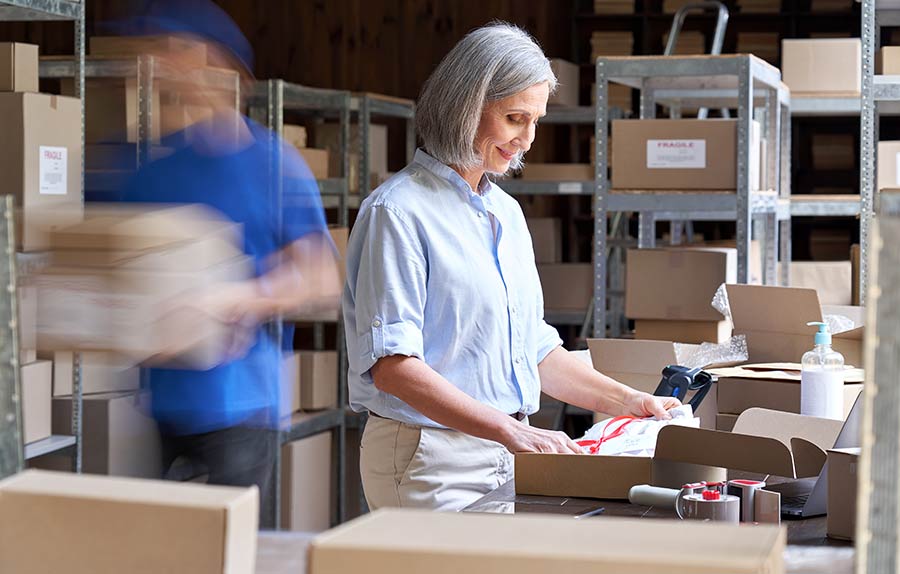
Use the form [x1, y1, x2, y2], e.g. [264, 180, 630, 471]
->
[414, 148, 493, 199]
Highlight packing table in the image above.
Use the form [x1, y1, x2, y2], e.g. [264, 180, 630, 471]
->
[255, 479, 853, 574]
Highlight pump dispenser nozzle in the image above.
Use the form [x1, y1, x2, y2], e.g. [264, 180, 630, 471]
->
[807, 321, 832, 346]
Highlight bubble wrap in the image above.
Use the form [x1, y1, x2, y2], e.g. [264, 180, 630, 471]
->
[824, 314, 855, 334]
[674, 335, 749, 369]
[711, 283, 732, 323]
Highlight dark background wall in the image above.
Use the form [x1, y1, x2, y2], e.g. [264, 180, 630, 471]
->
[0, 0, 575, 99]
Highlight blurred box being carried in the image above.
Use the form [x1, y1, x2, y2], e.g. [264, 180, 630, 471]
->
[27, 204, 252, 369]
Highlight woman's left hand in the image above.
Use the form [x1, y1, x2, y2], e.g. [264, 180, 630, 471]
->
[623, 391, 681, 420]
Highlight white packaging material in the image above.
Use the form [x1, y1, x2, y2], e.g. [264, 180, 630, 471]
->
[579, 405, 700, 456]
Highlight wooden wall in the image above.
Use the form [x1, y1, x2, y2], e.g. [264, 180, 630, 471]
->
[0, 0, 574, 100]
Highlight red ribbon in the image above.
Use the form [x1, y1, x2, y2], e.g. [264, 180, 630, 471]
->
[575, 415, 638, 454]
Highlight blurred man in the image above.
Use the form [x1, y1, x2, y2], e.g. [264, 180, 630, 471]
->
[100, 1, 339, 524]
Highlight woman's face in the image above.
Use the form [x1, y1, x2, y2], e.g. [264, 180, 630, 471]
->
[474, 82, 549, 175]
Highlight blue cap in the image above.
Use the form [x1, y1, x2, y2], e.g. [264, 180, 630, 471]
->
[807, 321, 832, 346]
[98, 0, 254, 73]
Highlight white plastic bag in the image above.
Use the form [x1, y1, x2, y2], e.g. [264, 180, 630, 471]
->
[577, 405, 700, 457]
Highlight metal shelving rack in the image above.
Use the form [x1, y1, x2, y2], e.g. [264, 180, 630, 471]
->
[593, 54, 792, 337]
[0, 0, 85, 479]
[247, 79, 351, 529]
[352, 93, 416, 199]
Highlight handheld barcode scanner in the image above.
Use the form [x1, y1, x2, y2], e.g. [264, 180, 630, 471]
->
[653, 365, 713, 413]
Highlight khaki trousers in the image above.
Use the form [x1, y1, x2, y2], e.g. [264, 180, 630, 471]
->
[360, 415, 515, 512]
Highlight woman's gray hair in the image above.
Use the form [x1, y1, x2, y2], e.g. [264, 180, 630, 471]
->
[415, 22, 557, 173]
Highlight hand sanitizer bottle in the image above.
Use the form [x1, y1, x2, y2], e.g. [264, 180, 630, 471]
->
[800, 321, 845, 420]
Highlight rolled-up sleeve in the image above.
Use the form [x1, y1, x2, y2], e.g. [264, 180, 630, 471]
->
[347, 203, 428, 378]
[536, 320, 563, 363]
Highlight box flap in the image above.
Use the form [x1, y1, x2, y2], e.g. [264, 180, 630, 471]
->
[732, 408, 843, 452]
[726, 284, 823, 335]
[835, 326, 864, 341]
[709, 363, 865, 384]
[791, 438, 828, 478]
[654, 425, 796, 477]
[587, 338, 686, 376]
[514, 453, 651, 500]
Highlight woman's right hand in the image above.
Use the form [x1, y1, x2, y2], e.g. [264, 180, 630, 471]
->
[500, 422, 583, 454]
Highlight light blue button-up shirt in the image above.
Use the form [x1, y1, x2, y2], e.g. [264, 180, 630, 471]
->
[342, 149, 563, 428]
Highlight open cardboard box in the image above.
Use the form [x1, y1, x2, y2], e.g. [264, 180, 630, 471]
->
[587, 338, 723, 429]
[515, 407, 842, 500]
[726, 284, 864, 366]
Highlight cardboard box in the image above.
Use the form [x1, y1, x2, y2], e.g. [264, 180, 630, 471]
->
[877, 141, 900, 190]
[716, 413, 738, 431]
[811, 133, 855, 170]
[283, 124, 307, 149]
[611, 119, 760, 191]
[44, 391, 162, 478]
[526, 218, 562, 263]
[300, 351, 338, 410]
[0, 93, 84, 251]
[298, 147, 329, 180]
[737, 0, 782, 13]
[634, 319, 732, 344]
[18, 284, 36, 363]
[64, 77, 162, 144]
[591, 31, 634, 58]
[877, 46, 900, 74]
[782, 39, 861, 94]
[703, 238, 764, 285]
[626, 247, 736, 321]
[281, 352, 301, 418]
[38, 351, 140, 397]
[594, 0, 634, 15]
[308, 508, 785, 574]
[516, 407, 841, 500]
[712, 363, 864, 418]
[587, 338, 718, 429]
[809, 228, 852, 261]
[726, 284, 864, 365]
[313, 123, 388, 191]
[548, 58, 579, 107]
[21, 360, 51, 444]
[788, 261, 852, 305]
[0, 42, 37, 92]
[521, 163, 593, 181]
[0, 469, 257, 573]
[851, 244, 860, 306]
[537, 263, 592, 311]
[826, 447, 859, 541]
[281, 425, 332, 532]
[89, 35, 208, 67]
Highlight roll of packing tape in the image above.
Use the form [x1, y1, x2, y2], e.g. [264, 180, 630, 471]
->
[677, 492, 740, 523]
[627, 485, 680, 508]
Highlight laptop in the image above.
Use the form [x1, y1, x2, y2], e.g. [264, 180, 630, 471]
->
[766, 393, 862, 518]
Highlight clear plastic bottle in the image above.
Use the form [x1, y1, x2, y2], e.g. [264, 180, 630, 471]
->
[800, 321, 845, 420]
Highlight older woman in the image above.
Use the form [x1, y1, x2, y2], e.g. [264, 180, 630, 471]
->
[343, 23, 679, 512]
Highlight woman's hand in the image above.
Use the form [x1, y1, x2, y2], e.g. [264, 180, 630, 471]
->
[623, 391, 681, 420]
[500, 422, 583, 455]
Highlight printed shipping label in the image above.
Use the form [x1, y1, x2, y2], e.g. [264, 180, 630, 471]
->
[39, 146, 67, 195]
[647, 139, 706, 169]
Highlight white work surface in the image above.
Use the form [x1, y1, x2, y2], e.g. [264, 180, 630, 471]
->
[255, 532, 854, 574]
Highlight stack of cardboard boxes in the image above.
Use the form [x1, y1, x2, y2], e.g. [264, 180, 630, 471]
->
[282, 123, 329, 180]
[2, 41, 83, 448]
[312, 120, 390, 193]
[626, 247, 736, 345]
[588, 33, 634, 110]
[528, 218, 592, 314]
[594, 0, 633, 14]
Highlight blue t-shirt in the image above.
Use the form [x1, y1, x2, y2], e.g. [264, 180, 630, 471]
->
[107, 116, 328, 435]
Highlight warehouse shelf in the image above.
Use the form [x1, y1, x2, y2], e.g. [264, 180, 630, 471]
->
[502, 180, 593, 196]
[0, 0, 81, 20]
[542, 105, 595, 124]
[594, 54, 792, 337]
[24, 435, 76, 460]
[247, 79, 350, 529]
[0, 0, 85, 481]
[349, 93, 416, 198]
[790, 195, 862, 217]
[544, 310, 589, 326]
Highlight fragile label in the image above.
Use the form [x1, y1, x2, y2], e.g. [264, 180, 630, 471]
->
[39, 146, 67, 195]
[646, 139, 706, 169]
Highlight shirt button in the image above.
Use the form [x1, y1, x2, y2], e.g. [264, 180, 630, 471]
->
[515, 356, 522, 364]
[511, 307, 517, 315]
[477, 212, 484, 218]
[372, 320, 382, 328]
